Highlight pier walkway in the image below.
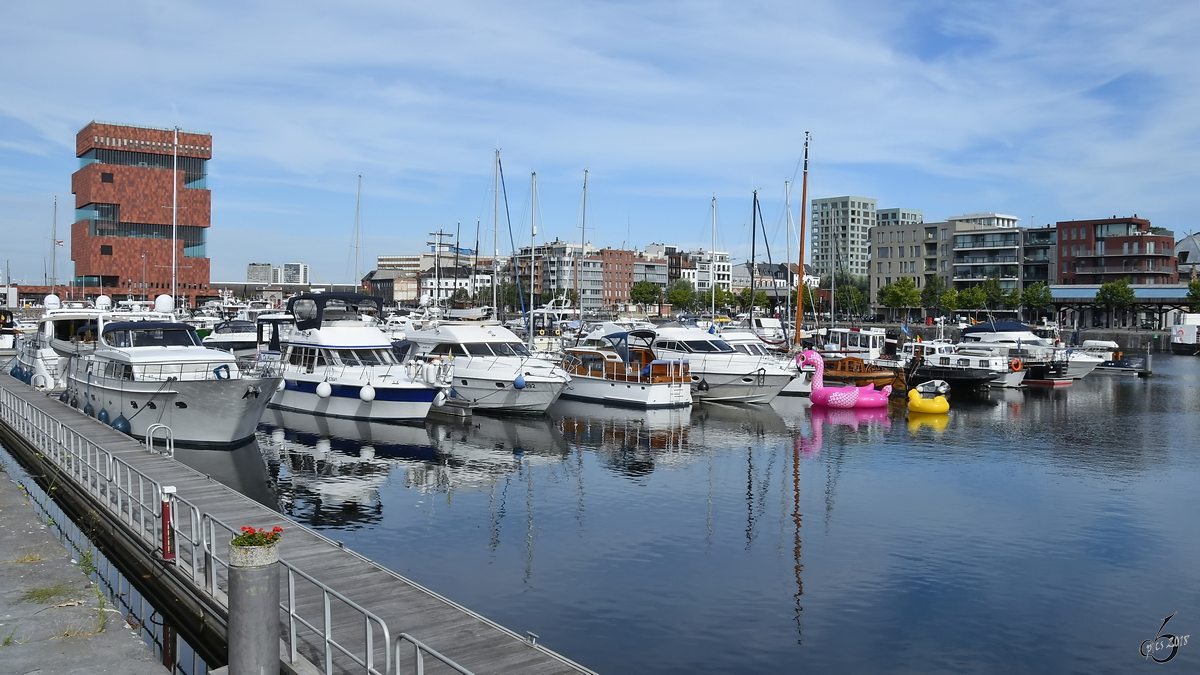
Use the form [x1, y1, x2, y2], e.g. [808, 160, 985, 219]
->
[0, 462, 169, 674]
[0, 379, 595, 675]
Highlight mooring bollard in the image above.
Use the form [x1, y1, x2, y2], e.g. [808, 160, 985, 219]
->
[228, 540, 280, 675]
[160, 486, 176, 562]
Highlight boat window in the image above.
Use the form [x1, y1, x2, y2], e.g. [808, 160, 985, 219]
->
[465, 343, 495, 356]
[292, 299, 318, 322]
[683, 339, 734, 353]
[491, 342, 531, 357]
[354, 349, 389, 366]
[430, 343, 468, 356]
[849, 333, 859, 347]
[113, 328, 200, 347]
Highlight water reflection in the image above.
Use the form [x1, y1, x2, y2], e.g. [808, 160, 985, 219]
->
[172, 441, 278, 510]
[207, 356, 1200, 673]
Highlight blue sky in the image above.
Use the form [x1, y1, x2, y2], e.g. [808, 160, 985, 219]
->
[1, 0, 1197, 284]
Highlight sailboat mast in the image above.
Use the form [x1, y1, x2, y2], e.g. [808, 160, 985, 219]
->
[784, 180, 791, 333]
[577, 170, 587, 312]
[750, 191, 757, 318]
[493, 150, 500, 317]
[530, 172, 538, 342]
[171, 126, 179, 306]
[793, 132, 809, 344]
[711, 197, 717, 319]
[50, 197, 57, 294]
[353, 174, 363, 284]
[472, 218, 480, 300]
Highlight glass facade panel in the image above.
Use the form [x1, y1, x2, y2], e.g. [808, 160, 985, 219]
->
[79, 149, 208, 189]
[86, 220, 207, 258]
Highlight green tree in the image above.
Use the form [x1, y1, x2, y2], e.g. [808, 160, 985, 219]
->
[631, 280, 661, 307]
[1021, 282, 1053, 319]
[1095, 278, 1136, 327]
[552, 288, 579, 306]
[958, 285, 986, 309]
[940, 287, 960, 313]
[450, 288, 470, 304]
[666, 279, 694, 310]
[978, 277, 1005, 309]
[1188, 279, 1200, 311]
[754, 290, 769, 309]
[920, 274, 946, 312]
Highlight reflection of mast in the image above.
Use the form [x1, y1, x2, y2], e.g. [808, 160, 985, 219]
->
[524, 461, 535, 583]
[792, 431, 804, 643]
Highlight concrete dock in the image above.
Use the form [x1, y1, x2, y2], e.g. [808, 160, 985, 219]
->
[0, 462, 169, 675]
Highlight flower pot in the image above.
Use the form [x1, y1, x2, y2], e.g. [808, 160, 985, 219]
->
[229, 542, 279, 568]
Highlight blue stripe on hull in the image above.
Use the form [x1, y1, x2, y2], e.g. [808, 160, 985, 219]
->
[284, 380, 437, 403]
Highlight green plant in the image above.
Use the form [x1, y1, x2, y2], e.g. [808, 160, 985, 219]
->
[79, 550, 96, 576]
[93, 584, 108, 632]
[1, 552, 45, 564]
[2, 625, 17, 647]
[19, 584, 71, 604]
[231, 526, 283, 546]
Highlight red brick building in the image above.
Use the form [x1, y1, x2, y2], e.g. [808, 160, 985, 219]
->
[1056, 216, 1177, 285]
[70, 122, 212, 307]
[600, 248, 635, 309]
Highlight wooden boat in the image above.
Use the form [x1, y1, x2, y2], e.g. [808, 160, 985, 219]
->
[819, 355, 903, 390]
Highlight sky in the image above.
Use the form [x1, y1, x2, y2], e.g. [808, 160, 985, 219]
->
[1, 0, 1198, 284]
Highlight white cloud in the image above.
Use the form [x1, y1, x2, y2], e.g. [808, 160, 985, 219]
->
[0, 0, 1198, 282]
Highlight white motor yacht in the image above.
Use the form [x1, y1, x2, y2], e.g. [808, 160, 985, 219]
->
[264, 294, 451, 423]
[560, 323, 691, 408]
[404, 321, 570, 414]
[201, 319, 260, 358]
[637, 323, 793, 404]
[59, 301, 282, 446]
[719, 326, 809, 396]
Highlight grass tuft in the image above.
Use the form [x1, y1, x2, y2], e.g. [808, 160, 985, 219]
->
[18, 584, 72, 604]
[0, 553, 45, 564]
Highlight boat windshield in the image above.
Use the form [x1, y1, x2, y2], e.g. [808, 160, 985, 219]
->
[682, 339, 734, 353]
[334, 348, 395, 366]
[733, 343, 768, 356]
[106, 327, 200, 348]
[490, 342, 532, 357]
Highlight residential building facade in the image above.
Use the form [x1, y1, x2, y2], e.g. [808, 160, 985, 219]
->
[810, 196, 876, 277]
[1057, 217, 1177, 285]
[868, 218, 948, 304]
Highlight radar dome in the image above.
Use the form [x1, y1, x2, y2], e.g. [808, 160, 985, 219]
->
[154, 295, 175, 313]
[95, 295, 112, 310]
[43, 294, 61, 310]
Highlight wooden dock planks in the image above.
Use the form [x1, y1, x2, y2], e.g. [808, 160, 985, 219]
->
[4, 384, 594, 675]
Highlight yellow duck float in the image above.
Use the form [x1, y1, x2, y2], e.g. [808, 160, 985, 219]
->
[907, 380, 950, 414]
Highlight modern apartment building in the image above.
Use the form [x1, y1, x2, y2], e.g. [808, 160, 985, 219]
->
[810, 196, 876, 277]
[867, 215, 943, 304]
[685, 250, 731, 293]
[71, 121, 212, 306]
[246, 262, 273, 284]
[1022, 227, 1058, 285]
[1057, 217, 1177, 285]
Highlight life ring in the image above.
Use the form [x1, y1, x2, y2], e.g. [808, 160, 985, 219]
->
[538, 330, 544, 336]
[1010, 358, 1022, 372]
[213, 364, 231, 380]
[554, 329, 560, 336]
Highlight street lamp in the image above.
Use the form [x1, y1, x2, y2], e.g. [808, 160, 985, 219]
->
[141, 253, 147, 301]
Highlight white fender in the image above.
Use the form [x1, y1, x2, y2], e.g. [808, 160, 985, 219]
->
[316, 381, 332, 398]
[359, 384, 376, 402]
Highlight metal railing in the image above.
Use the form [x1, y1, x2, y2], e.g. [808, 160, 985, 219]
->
[0, 383, 474, 675]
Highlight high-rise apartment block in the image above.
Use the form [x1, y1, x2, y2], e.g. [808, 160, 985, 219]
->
[810, 196, 877, 277]
[71, 122, 211, 306]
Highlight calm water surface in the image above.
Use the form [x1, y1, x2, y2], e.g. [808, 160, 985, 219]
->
[188, 354, 1200, 673]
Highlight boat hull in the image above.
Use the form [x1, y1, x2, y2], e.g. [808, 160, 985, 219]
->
[66, 367, 281, 446]
[560, 374, 691, 408]
[448, 373, 567, 414]
[690, 369, 793, 404]
[269, 378, 438, 423]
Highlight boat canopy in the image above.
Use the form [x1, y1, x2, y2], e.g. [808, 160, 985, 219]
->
[960, 321, 1032, 335]
[101, 322, 201, 347]
[286, 293, 385, 331]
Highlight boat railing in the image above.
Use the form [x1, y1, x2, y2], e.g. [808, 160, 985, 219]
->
[0, 383, 476, 675]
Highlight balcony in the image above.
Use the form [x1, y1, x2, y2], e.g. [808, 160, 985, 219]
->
[953, 272, 1019, 281]
[954, 255, 1019, 264]
[1072, 248, 1173, 258]
[1073, 265, 1176, 275]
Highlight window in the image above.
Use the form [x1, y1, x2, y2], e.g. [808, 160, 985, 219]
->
[100, 245, 113, 255]
[101, 172, 114, 183]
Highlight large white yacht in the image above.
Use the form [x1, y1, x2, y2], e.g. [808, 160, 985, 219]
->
[12, 294, 139, 391]
[958, 321, 1100, 380]
[635, 323, 793, 404]
[263, 294, 451, 423]
[403, 321, 570, 414]
[57, 298, 283, 446]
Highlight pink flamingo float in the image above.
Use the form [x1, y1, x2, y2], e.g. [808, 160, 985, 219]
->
[795, 405, 891, 458]
[796, 349, 891, 408]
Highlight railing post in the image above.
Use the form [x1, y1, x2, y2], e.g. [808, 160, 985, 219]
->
[228, 541, 280, 675]
[161, 486, 177, 563]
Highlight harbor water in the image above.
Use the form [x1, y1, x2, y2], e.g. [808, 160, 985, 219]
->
[182, 354, 1200, 673]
